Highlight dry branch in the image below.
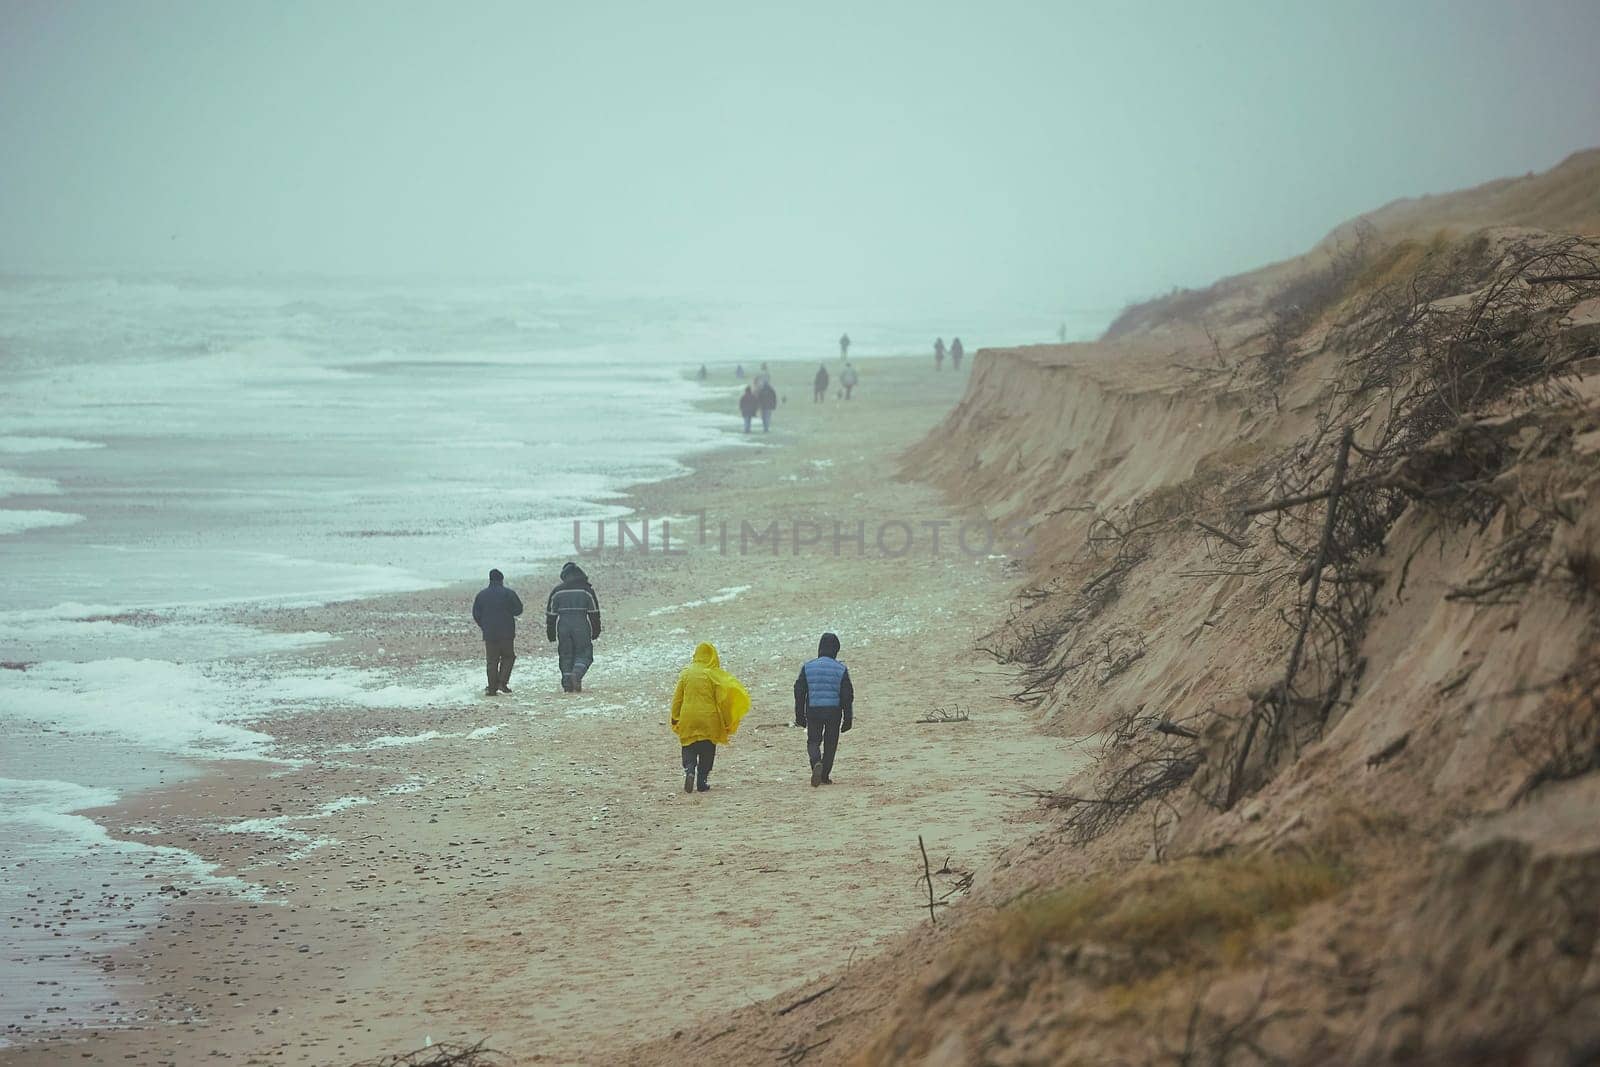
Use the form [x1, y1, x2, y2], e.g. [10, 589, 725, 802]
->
[776, 982, 839, 1017]
[1193, 518, 1250, 550]
[354, 1042, 512, 1067]
[917, 835, 938, 925]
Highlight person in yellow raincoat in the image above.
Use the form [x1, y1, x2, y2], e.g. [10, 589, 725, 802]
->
[670, 642, 751, 793]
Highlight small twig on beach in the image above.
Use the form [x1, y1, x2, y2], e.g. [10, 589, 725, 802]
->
[916, 705, 971, 724]
[776, 981, 839, 1017]
[354, 1040, 513, 1067]
[772, 1037, 833, 1064]
[917, 835, 938, 925]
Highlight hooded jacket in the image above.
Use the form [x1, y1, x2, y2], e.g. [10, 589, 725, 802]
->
[472, 576, 523, 642]
[793, 632, 854, 728]
[670, 642, 752, 747]
[547, 562, 602, 642]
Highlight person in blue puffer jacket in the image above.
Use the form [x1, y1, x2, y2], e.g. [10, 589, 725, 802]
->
[793, 631, 855, 787]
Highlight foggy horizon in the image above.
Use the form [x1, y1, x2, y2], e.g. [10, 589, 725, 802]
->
[3, 0, 1599, 313]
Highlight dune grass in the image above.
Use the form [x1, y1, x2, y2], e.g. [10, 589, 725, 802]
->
[995, 852, 1348, 977]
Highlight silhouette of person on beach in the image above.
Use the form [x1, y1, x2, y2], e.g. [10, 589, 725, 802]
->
[736, 363, 745, 379]
[934, 337, 946, 371]
[951, 337, 964, 371]
[794, 632, 854, 787]
[546, 562, 601, 693]
[839, 332, 851, 360]
[472, 568, 523, 696]
[840, 362, 858, 400]
[739, 385, 758, 433]
[696, 364, 708, 380]
[757, 380, 778, 432]
[754, 362, 772, 391]
[670, 642, 751, 793]
[813, 363, 830, 403]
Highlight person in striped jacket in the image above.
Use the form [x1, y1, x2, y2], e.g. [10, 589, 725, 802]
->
[546, 561, 602, 693]
[793, 632, 855, 787]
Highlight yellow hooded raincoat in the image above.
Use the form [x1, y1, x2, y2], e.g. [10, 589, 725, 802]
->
[670, 642, 752, 747]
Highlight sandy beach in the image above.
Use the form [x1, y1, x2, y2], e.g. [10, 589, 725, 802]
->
[2, 357, 1080, 1065]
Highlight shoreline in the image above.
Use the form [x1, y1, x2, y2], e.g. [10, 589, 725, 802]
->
[2, 356, 1079, 1065]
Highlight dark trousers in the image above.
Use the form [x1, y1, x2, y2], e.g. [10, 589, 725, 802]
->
[681, 740, 716, 785]
[484, 639, 515, 690]
[556, 616, 593, 689]
[806, 707, 842, 777]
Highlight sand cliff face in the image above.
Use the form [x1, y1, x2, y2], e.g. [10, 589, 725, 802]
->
[865, 157, 1600, 1064]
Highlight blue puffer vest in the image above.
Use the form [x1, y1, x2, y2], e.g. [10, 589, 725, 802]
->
[802, 656, 848, 709]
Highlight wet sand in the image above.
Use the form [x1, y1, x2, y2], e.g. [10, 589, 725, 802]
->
[1, 357, 1081, 1065]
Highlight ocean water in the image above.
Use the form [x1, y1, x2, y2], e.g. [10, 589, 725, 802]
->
[0, 274, 1104, 1037]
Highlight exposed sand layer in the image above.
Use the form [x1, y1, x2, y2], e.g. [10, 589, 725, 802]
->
[1, 357, 1081, 1065]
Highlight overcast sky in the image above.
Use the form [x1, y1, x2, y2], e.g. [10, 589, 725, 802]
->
[2, 0, 1598, 311]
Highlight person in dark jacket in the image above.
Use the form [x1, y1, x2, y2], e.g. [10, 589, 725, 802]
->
[934, 337, 946, 370]
[757, 380, 778, 432]
[793, 632, 854, 787]
[739, 385, 758, 433]
[472, 568, 523, 696]
[546, 561, 602, 692]
[950, 337, 964, 371]
[813, 363, 829, 403]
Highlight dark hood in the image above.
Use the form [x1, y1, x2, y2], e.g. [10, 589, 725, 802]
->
[560, 561, 589, 584]
[817, 632, 840, 658]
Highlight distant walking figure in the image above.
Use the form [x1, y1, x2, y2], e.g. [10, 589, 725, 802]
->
[546, 561, 602, 692]
[838, 332, 851, 360]
[754, 362, 772, 391]
[840, 362, 858, 400]
[951, 337, 964, 371]
[696, 363, 708, 381]
[813, 363, 830, 402]
[472, 568, 523, 696]
[794, 632, 855, 787]
[670, 642, 751, 793]
[934, 337, 946, 371]
[757, 380, 778, 432]
[736, 363, 745, 379]
[739, 385, 758, 433]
